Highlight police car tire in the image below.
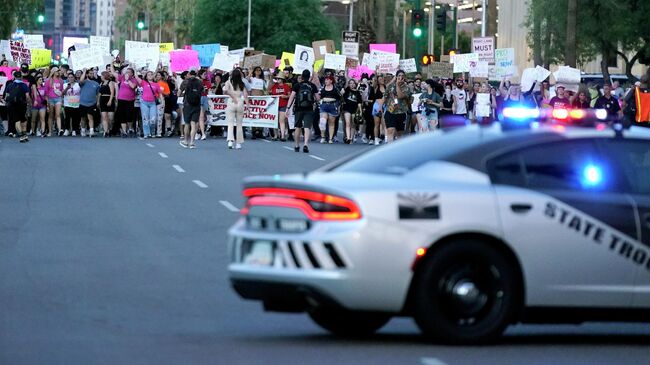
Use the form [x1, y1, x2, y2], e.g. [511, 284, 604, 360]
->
[413, 240, 518, 344]
[308, 308, 391, 337]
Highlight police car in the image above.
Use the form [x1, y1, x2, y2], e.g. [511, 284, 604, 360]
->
[227, 110, 650, 344]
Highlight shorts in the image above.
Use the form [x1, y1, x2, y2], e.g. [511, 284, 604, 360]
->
[200, 96, 210, 112]
[372, 101, 384, 117]
[278, 106, 287, 113]
[183, 104, 201, 124]
[164, 96, 177, 114]
[32, 106, 46, 112]
[384, 112, 407, 131]
[8, 104, 27, 123]
[423, 109, 439, 121]
[79, 104, 98, 116]
[115, 99, 135, 124]
[294, 111, 314, 129]
[99, 96, 115, 112]
[319, 102, 339, 117]
[49, 97, 62, 105]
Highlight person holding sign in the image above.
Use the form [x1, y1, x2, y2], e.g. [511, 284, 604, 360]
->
[137, 71, 163, 139]
[269, 72, 291, 141]
[319, 76, 342, 144]
[223, 69, 248, 150]
[341, 79, 362, 144]
[45, 67, 64, 137]
[383, 70, 411, 143]
[62, 73, 81, 137]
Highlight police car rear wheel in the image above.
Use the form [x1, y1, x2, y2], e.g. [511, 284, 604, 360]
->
[413, 240, 518, 344]
[308, 308, 391, 337]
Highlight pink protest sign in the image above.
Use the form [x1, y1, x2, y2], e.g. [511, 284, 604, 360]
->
[348, 65, 374, 80]
[0, 66, 19, 80]
[183, 45, 192, 50]
[169, 50, 200, 73]
[369, 44, 397, 54]
[275, 59, 281, 68]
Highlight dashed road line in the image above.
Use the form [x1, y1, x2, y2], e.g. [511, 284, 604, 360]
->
[158, 152, 168, 158]
[262, 139, 271, 143]
[421, 358, 448, 365]
[146, 143, 155, 148]
[282, 146, 294, 151]
[309, 154, 325, 161]
[192, 180, 208, 188]
[219, 200, 240, 213]
[172, 164, 185, 173]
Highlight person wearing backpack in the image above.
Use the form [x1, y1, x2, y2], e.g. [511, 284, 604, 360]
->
[287, 69, 320, 153]
[180, 70, 204, 149]
[6, 71, 31, 143]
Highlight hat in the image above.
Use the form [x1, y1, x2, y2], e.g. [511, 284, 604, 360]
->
[274, 72, 285, 80]
[555, 84, 566, 89]
[301, 69, 310, 79]
[20, 63, 29, 72]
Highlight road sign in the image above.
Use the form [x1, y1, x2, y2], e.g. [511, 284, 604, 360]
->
[342, 42, 359, 58]
[342, 31, 360, 43]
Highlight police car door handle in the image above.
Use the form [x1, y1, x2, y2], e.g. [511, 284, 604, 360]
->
[510, 203, 533, 214]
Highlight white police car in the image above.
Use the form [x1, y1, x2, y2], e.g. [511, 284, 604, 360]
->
[227, 114, 650, 344]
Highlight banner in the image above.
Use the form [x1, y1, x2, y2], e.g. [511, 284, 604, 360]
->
[471, 37, 495, 62]
[399, 58, 417, 73]
[469, 60, 489, 78]
[169, 50, 200, 72]
[10, 41, 31, 65]
[429, 62, 454, 79]
[494, 48, 516, 78]
[371, 50, 400, 74]
[159, 43, 175, 53]
[324, 53, 346, 70]
[450, 53, 479, 73]
[279, 52, 294, 70]
[0, 66, 18, 80]
[70, 47, 104, 70]
[207, 95, 279, 128]
[192, 43, 221, 67]
[312, 40, 335, 60]
[369, 43, 397, 54]
[211, 53, 239, 71]
[30, 49, 52, 69]
[90, 36, 110, 55]
[294, 45, 314, 74]
[23, 34, 44, 50]
[0, 40, 13, 62]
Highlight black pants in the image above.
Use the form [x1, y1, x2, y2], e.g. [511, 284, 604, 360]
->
[64, 107, 81, 132]
[363, 102, 374, 138]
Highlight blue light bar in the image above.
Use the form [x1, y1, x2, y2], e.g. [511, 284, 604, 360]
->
[502, 107, 540, 120]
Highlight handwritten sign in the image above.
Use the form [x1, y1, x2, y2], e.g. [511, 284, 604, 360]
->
[553, 65, 581, 93]
[371, 50, 400, 74]
[211, 53, 239, 71]
[494, 48, 516, 78]
[70, 47, 104, 70]
[450, 53, 479, 73]
[475, 93, 491, 117]
[125, 41, 160, 69]
[208, 95, 279, 128]
[399, 58, 418, 73]
[342, 42, 359, 58]
[429, 62, 454, 79]
[23, 34, 45, 50]
[369, 43, 397, 54]
[29, 49, 51, 69]
[90, 36, 110, 55]
[294, 45, 314, 74]
[324, 53, 347, 71]
[10, 41, 31, 65]
[469, 60, 489, 78]
[243, 53, 263, 69]
[159, 43, 175, 53]
[471, 37, 495, 62]
[192, 43, 221, 67]
[169, 50, 200, 72]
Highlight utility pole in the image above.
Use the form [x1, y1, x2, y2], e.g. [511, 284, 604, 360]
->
[348, 1, 354, 31]
[453, 0, 458, 49]
[428, 0, 435, 54]
[247, 0, 252, 48]
[481, 0, 487, 37]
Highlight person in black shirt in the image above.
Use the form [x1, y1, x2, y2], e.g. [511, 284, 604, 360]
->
[6, 71, 32, 142]
[571, 91, 591, 109]
[341, 79, 362, 143]
[594, 83, 621, 119]
[287, 69, 320, 153]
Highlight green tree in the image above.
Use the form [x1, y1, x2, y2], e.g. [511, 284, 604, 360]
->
[1, 0, 44, 39]
[192, 0, 338, 57]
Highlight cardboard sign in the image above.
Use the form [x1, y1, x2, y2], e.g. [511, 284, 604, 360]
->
[70, 47, 104, 70]
[369, 44, 397, 54]
[469, 60, 489, 78]
[341, 42, 359, 58]
[90, 36, 111, 55]
[372, 50, 400, 74]
[211, 53, 239, 72]
[243, 53, 263, 69]
[29, 49, 51, 69]
[429, 62, 454, 79]
[345, 57, 359, 69]
[294, 45, 314, 74]
[324, 53, 347, 71]
[0, 40, 13, 62]
[399, 58, 418, 73]
[494, 48, 516, 78]
[207, 95, 279, 128]
[471, 37, 495, 62]
[312, 40, 335, 61]
[450, 53, 479, 73]
[0, 66, 18, 80]
[279, 52, 294, 71]
[261, 54, 276, 69]
[23, 34, 45, 50]
[159, 43, 175, 53]
[192, 43, 221, 67]
[169, 50, 200, 72]
[10, 41, 31, 65]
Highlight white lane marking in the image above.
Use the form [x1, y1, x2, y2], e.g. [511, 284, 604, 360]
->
[309, 155, 325, 161]
[193, 180, 208, 188]
[146, 143, 155, 148]
[219, 200, 240, 213]
[421, 358, 448, 365]
[172, 165, 185, 173]
[158, 152, 168, 158]
[283, 146, 294, 151]
[138, 137, 144, 140]
[262, 139, 271, 143]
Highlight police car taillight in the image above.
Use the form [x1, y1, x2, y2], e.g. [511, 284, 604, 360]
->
[241, 187, 362, 221]
[552, 109, 569, 120]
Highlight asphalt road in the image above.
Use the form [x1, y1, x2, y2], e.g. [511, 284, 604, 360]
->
[1, 135, 649, 365]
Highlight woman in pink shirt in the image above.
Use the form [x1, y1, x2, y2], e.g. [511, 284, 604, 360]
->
[137, 71, 162, 138]
[111, 66, 138, 138]
[31, 75, 47, 137]
[45, 67, 64, 136]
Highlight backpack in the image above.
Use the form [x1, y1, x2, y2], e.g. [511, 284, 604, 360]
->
[297, 82, 314, 109]
[6, 82, 27, 106]
[185, 79, 202, 106]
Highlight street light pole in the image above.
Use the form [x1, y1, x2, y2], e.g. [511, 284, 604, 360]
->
[247, 0, 252, 48]
[481, 0, 487, 37]
[348, 1, 354, 31]
[428, 0, 435, 54]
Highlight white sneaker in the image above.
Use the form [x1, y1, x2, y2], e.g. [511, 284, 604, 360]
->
[89, 128, 95, 137]
[361, 136, 368, 144]
[201, 134, 206, 141]
[36, 130, 42, 137]
[235, 143, 242, 150]
[374, 139, 380, 146]
[227, 140, 233, 149]
[81, 129, 87, 137]
[320, 138, 325, 144]
[63, 129, 70, 136]
[384, 137, 387, 143]
[195, 133, 200, 140]
[72, 130, 77, 136]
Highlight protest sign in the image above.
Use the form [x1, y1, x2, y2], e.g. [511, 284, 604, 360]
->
[553, 65, 581, 93]
[220, 45, 229, 54]
[314, 59, 324, 72]
[262, 54, 276, 69]
[74, 43, 91, 50]
[469, 60, 489, 78]
[169, 50, 200, 72]
[342, 42, 359, 58]
[312, 40, 335, 60]
[279, 52, 294, 70]
[125, 40, 146, 62]
[229, 48, 246, 63]
[450, 53, 479, 73]
[471, 37, 495, 62]
[159, 53, 170, 67]
[411, 93, 422, 113]
[369, 44, 397, 54]
[0, 66, 18, 80]
[29, 49, 51, 69]
[324, 53, 346, 70]
[535, 65, 551, 82]
[70, 47, 104, 70]
[0, 40, 13, 62]
[372, 50, 400, 74]
[159, 43, 174, 53]
[90, 36, 110, 55]
[475, 93, 491, 117]
[0, 76, 7, 95]
[294, 45, 315, 74]
[211, 53, 239, 72]
[23, 34, 45, 50]
[494, 48, 516, 78]
[429, 62, 454, 79]
[348, 65, 373, 80]
[399, 58, 418, 73]
[126, 42, 160, 69]
[192, 43, 221, 67]
[208, 95, 279, 128]
[243, 53, 263, 69]
[10, 41, 31, 65]
[345, 57, 359, 69]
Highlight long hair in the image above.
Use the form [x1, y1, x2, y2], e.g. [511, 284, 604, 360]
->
[230, 69, 245, 91]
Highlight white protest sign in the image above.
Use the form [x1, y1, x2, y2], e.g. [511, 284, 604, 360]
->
[450, 53, 479, 73]
[469, 60, 489, 78]
[399, 58, 418, 73]
[411, 93, 422, 113]
[324, 53, 347, 70]
[125, 41, 160, 69]
[475, 93, 491, 117]
[220, 45, 229, 54]
[0, 40, 13, 62]
[70, 47, 104, 70]
[229, 48, 246, 63]
[553, 65, 581, 93]
[361, 53, 372, 68]
[294, 45, 315, 74]
[535, 65, 551, 82]
[159, 53, 170, 67]
[472, 37, 495, 62]
[342, 42, 359, 58]
[74, 43, 90, 50]
[211, 53, 239, 71]
[371, 50, 400, 74]
[9, 41, 31, 65]
[494, 48, 516, 78]
[90, 36, 110, 55]
[23, 34, 45, 50]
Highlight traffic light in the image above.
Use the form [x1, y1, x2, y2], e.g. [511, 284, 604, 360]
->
[37, 14, 45, 23]
[448, 49, 457, 56]
[136, 12, 146, 30]
[411, 9, 425, 38]
[421, 54, 435, 65]
[435, 8, 447, 32]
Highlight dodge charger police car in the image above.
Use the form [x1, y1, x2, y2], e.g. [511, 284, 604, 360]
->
[227, 114, 650, 344]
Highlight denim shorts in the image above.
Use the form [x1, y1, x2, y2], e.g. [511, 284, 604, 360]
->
[200, 95, 210, 112]
[278, 106, 287, 113]
[372, 101, 385, 117]
[49, 97, 62, 105]
[320, 102, 339, 117]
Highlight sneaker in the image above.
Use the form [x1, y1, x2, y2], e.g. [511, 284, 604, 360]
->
[294, 146, 300, 152]
[165, 130, 173, 137]
[81, 129, 87, 137]
[201, 134, 206, 141]
[368, 138, 374, 145]
[89, 128, 95, 137]
[143, 135, 149, 139]
[47, 132, 52, 137]
[180, 140, 189, 148]
[63, 129, 70, 136]
[103, 132, 109, 138]
[156, 134, 162, 138]
[23, 135, 29, 142]
[227, 140, 234, 149]
[19, 135, 27, 143]
[361, 136, 368, 144]
[36, 130, 42, 137]
[8, 132, 15, 138]
[328, 140, 333, 144]
[189, 144, 196, 149]
[235, 143, 242, 150]
[195, 133, 200, 140]
[58, 130, 64, 136]
[72, 131, 77, 136]
[303, 145, 309, 153]
[374, 139, 380, 146]
[320, 138, 325, 144]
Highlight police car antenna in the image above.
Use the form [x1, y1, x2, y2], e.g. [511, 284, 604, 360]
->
[612, 122, 624, 138]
